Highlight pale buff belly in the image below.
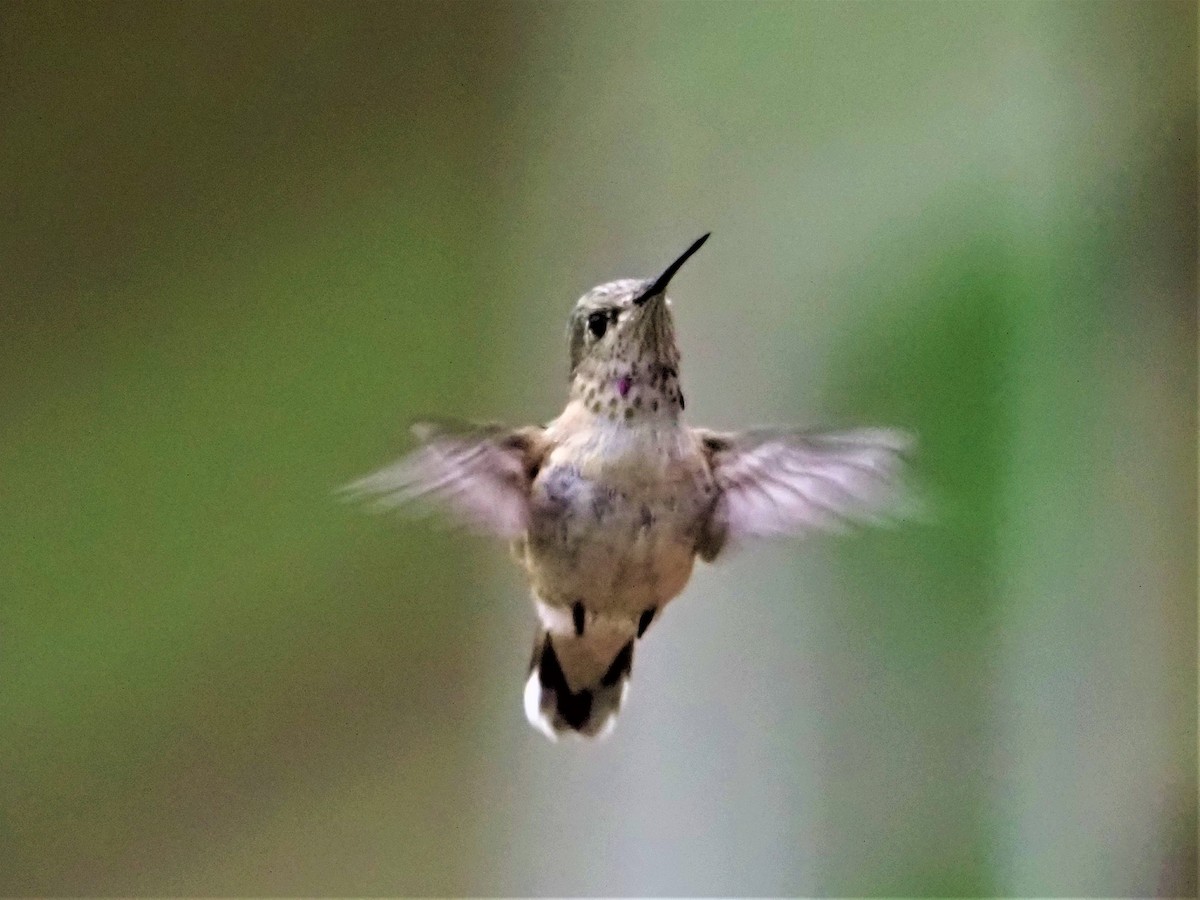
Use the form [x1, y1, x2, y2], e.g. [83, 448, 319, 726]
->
[519, 461, 707, 616]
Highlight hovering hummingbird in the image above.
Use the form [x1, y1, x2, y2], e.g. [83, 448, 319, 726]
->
[345, 234, 913, 741]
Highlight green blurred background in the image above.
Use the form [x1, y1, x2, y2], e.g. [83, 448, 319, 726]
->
[1, 1, 1195, 895]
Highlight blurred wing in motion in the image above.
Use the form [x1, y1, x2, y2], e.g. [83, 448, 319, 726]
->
[341, 421, 549, 538]
[696, 427, 916, 560]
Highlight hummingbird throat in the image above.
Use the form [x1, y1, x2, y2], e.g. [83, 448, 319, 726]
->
[571, 354, 684, 422]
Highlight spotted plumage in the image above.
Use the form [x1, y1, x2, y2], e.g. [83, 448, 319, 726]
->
[343, 234, 914, 741]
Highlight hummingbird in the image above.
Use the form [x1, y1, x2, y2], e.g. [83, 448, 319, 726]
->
[344, 234, 913, 741]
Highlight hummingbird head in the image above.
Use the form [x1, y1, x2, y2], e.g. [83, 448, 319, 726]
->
[566, 234, 709, 422]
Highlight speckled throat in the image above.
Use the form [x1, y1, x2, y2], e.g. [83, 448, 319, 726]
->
[569, 296, 684, 423]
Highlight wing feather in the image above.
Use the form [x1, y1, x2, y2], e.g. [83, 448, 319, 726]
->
[697, 427, 915, 556]
[341, 422, 548, 538]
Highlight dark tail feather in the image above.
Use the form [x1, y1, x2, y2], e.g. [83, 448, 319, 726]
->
[524, 627, 634, 740]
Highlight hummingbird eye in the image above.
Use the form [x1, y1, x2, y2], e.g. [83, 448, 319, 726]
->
[587, 310, 610, 339]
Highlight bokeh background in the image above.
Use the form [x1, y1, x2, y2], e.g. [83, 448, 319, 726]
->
[1, 1, 1195, 895]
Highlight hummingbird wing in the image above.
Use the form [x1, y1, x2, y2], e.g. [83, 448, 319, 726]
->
[341, 421, 549, 538]
[694, 426, 915, 559]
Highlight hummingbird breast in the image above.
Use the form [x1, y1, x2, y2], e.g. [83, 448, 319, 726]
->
[519, 418, 716, 619]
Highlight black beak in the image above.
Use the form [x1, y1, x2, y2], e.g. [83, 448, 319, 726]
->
[633, 232, 710, 306]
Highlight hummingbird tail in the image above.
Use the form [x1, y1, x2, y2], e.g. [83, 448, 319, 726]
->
[523, 625, 634, 741]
